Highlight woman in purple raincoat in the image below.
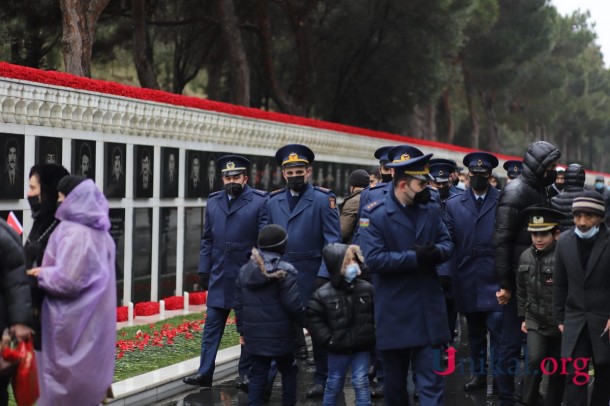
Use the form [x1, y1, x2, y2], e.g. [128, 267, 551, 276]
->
[29, 176, 116, 406]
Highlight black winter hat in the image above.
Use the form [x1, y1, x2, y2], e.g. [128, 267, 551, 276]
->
[348, 169, 370, 188]
[258, 224, 288, 253]
[57, 175, 86, 196]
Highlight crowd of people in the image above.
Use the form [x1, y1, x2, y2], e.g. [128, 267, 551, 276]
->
[181, 141, 610, 406]
[1, 139, 609, 406]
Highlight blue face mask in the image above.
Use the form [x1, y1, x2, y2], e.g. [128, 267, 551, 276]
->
[595, 182, 604, 190]
[344, 263, 360, 283]
[574, 225, 599, 240]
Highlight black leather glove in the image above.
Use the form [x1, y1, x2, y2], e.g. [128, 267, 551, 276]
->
[438, 275, 452, 295]
[316, 276, 329, 289]
[415, 244, 443, 266]
[199, 273, 210, 291]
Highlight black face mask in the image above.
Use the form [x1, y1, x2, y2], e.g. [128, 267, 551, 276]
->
[452, 177, 460, 187]
[469, 175, 489, 192]
[413, 187, 432, 205]
[28, 195, 42, 217]
[438, 187, 450, 201]
[555, 182, 564, 191]
[287, 176, 306, 192]
[224, 182, 243, 198]
[381, 173, 393, 183]
[541, 169, 557, 187]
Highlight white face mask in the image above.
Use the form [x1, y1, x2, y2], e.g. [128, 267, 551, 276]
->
[574, 225, 599, 240]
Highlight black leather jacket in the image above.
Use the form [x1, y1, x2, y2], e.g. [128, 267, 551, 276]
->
[493, 141, 561, 291]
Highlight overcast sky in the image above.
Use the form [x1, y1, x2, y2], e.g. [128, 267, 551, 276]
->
[552, 0, 610, 67]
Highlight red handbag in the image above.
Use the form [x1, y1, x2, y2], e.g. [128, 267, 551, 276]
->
[11, 340, 39, 406]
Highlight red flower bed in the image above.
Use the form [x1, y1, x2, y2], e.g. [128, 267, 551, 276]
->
[189, 292, 207, 305]
[117, 306, 128, 322]
[162, 296, 184, 310]
[116, 319, 204, 359]
[134, 301, 160, 316]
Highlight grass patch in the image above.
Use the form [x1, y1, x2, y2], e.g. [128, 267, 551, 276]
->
[114, 311, 240, 382]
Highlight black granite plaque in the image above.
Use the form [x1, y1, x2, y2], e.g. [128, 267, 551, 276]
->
[185, 150, 204, 198]
[104, 143, 126, 198]
[161, 147, 179, 198]
[35, 136, 62, 165]
[158, 207, 177, 298]
[0, 134, 25, 200]
[134, 145, 154, 198]
[183, 207, 204, 291]
[72, 139, 96, 181]
[132, 208, 152, 302]
[109, 208, 125, 306]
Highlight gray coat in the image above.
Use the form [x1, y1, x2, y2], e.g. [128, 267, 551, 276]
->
[553, 225, 610, 363]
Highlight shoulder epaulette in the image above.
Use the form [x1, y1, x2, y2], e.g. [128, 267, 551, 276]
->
[208, 190, 222, 198]
[363, 199, 384, 213]
[270, 188, 284, 197]
[252, 188, 268, 196]
[314, 186, 332, 194]
[370, 182, 386, 190]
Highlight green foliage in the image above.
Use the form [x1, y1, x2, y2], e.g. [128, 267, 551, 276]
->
[2, 0, 610, 170]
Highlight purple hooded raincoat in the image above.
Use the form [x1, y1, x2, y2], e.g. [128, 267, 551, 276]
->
[38, 179, 116, 406]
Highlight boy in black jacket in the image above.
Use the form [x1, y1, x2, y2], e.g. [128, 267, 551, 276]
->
[235, 224, 305, 406]
[516, 207, 564, 406]
[307, 243, 375, 406]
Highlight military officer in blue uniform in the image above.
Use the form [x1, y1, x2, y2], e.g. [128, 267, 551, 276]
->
[444, 152, 503, 392]
[503, 160, 523, 183]
[266, 143, 341, 398]
[430, 158, 463, 197]
[359, 153, 454, 405]
[184, 155, 268, 389]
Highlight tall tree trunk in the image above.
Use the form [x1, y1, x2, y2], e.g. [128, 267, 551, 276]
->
[441, 89, 454, 144]
[215, 0, 250, 106]
[426, 104, 437, 141]
[408, 105, 425, 138]
[256, 0, 299, 114]
[132, 0, 159, 89]
[462, 63, 480, 149]
[480, 90, 500, 152]
[206, 46, 224, 101]
[280, 0, 316, 116]
[59, 0, 110, 77]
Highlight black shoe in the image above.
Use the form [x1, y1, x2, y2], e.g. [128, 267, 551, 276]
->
[236, 375, 249, 393]
[371, 384, 384, 398]
[183, 373, 212, 388]
[368, 365, 377, 382]
[463, 375, 486, 392]
[295, 346, 308, 360]
[306, 384, 325, 398]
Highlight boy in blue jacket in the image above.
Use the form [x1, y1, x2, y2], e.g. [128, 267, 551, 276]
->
[235, 224, 305, 406]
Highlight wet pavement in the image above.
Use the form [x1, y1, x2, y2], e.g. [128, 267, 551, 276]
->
[155, 330, 502, 406]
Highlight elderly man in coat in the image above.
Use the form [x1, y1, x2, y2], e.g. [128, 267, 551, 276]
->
[553, 191, 610, 405]
[184, 155, 268, 389]
[444, 152, 503, 392]
[359, 153, 454, 405]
